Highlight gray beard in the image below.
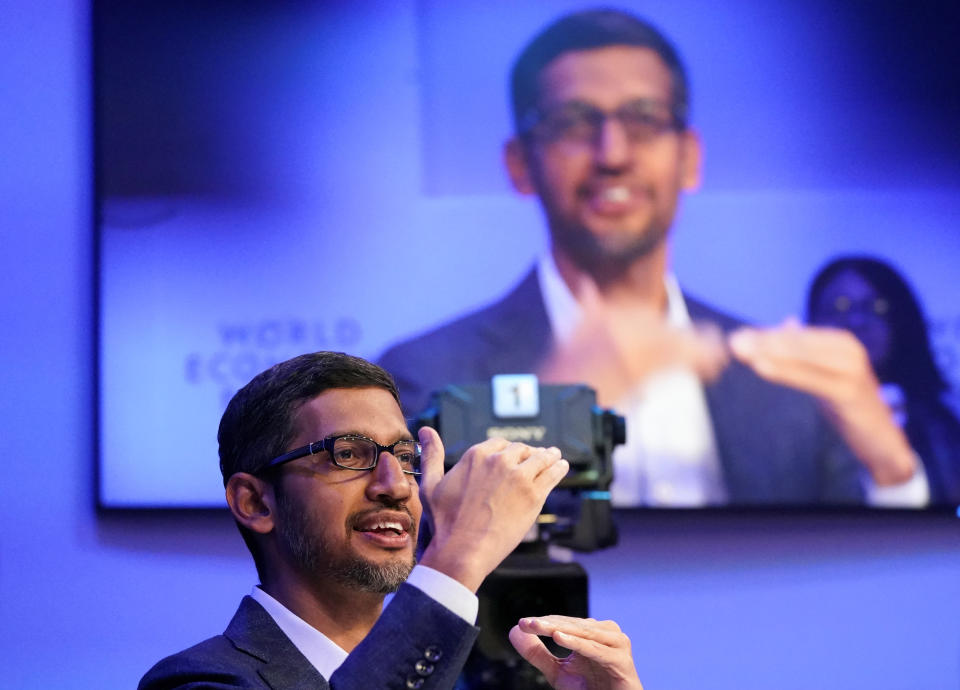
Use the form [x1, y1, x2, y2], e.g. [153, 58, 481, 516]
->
[550, 218, 667, 284]
[275, 492, 415, 595]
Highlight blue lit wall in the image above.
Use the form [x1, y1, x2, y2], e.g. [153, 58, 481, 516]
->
[2, 1, 959, 688]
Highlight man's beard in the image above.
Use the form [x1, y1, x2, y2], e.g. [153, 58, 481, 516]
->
[550, 216, 668, 283]
[274, 491, 416, 595]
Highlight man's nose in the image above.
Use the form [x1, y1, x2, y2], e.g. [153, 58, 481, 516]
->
[366, 451, 413, 501]
[594, 116, 632, 170]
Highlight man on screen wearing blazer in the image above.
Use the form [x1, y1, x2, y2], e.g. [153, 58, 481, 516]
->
[379, 9, 926, 508]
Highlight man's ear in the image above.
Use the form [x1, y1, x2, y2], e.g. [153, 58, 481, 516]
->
[679, 127, 703, 192]
[504, 136, 537, 196]
[225, 472, 276, 535]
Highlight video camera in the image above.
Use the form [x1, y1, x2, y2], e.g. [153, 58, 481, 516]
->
[414, 375, 626, 688]
[415, 374, 625, 551]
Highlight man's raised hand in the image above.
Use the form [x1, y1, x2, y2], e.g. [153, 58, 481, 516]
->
[417, 427, 569, 591]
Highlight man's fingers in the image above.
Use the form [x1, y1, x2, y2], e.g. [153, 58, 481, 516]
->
[431, 435, 514, 489]
[514, 616, 642, 688]
[499, 445, 570, 494]
[681, 321, 731, 381]
[551, 631, 613, 663]
[731, 324, 864, 368]
[518, 616, 625, 648]
[508, 625, 558, 683]
[732, 343, 838, 395]
[517, 446, 564, 476]
[729, 325, 872, 399]
[535, 455, 570, 493]
[417, 426, 445, 495]
[462, 436, 514, 461]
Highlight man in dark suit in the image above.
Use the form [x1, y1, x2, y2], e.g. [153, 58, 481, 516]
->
[379, 9, 923, 506]
[140, 352, 644, 689]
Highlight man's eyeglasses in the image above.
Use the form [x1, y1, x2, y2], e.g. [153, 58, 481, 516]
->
[520, 98, 686, 145]
[263, 434, 422, 475]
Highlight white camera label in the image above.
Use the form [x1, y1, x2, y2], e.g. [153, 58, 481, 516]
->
[491, 373, 540, 418]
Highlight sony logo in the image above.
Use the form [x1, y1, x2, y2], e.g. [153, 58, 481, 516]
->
[486, 425, 548, 442]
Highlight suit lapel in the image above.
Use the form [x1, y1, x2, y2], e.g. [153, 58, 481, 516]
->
[685, 296, 773, 501]
[701, 360, 776, 501]
[476, 268, 553, 375]
[224, 596, 330, 690]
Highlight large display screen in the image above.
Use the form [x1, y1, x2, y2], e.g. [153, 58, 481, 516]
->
[96, 0, 960, 509]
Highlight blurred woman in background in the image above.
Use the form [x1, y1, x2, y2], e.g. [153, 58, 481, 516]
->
[807, 256, 960, 504]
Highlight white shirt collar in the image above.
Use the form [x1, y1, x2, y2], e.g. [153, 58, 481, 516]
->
[250, 586, 347, 680]
[536, 252, 690, 342]
[248, 565, 477, 680]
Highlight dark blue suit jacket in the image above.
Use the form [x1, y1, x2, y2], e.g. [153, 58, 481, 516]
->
[378, 268, 864, 504]
[139, 584, 479, 689]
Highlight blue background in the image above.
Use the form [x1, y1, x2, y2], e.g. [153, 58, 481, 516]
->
[2, 1, 960, 687]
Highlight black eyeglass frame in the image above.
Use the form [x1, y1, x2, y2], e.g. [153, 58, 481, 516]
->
[261, 434, 422, 476]
[518, 97, 688, 142]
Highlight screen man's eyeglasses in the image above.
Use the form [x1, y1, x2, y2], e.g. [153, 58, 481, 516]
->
[520, 97, 686, 145]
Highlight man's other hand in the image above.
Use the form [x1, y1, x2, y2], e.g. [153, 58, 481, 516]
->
[509, 615, 643, 690]
[537, 275, 728, 408]
[729, 319, 917, 485]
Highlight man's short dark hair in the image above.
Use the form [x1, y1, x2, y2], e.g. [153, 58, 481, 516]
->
[218, 351, 402, 485]
[510, 8, 690, 134]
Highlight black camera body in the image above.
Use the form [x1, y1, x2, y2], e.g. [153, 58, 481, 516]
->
[414, 377, 626, 688]
[414, 376, 625, 552]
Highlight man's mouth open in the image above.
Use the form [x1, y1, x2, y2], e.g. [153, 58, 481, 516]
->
[585, 184, 639, 216]
[352, 511, 413, 549]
